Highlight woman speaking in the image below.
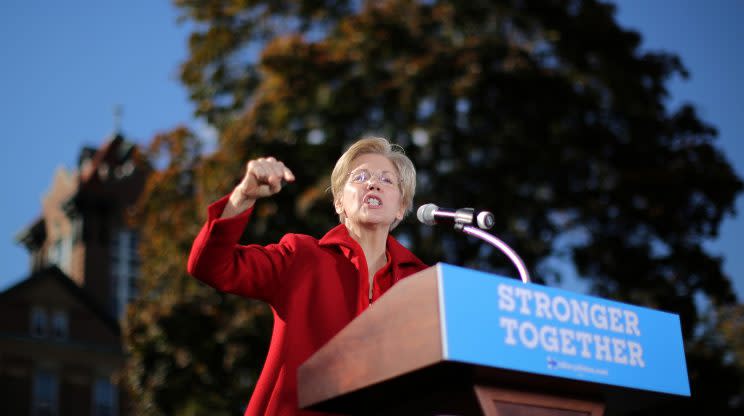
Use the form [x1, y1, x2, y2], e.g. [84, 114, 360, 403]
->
[187, 137, 427, 415]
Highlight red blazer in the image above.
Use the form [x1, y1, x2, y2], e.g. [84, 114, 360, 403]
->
[187, 195, 428, 416]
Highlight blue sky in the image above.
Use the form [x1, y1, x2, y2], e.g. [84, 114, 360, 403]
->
[1, 1, 742, 300]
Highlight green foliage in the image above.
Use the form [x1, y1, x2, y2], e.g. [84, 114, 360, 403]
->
[125, 1, 743, 414]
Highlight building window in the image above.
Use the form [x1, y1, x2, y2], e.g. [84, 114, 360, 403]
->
[47, 235, 72, 275]
[110, 229, 140, 318]
[92, 377, 118, 416]
[33, 369, 58, 416]
[51, 310, 68, 340]
[71, 216, 84, 243]
[31, 307, 48, 338]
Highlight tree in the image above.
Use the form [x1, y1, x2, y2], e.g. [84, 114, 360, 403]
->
[123, 128, 273, 415]
[125, 1, 743, 414]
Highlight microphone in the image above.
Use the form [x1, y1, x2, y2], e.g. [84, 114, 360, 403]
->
[417, 203, 495, 230]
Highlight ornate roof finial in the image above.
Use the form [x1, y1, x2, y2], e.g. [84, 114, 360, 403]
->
[113, 104, 123, 135]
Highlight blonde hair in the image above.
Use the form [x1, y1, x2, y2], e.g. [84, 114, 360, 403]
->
[330, 137, 416, 230]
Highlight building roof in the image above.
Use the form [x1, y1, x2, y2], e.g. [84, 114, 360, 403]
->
[78, 133, 139, 189]
[15, 216, 45, 250]
[0, 265, 121, 335]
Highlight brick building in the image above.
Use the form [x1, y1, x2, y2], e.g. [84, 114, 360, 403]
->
[0, 134, 148, 415]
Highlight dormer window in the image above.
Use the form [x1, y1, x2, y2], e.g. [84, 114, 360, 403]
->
[113, 161, 135, 180]
[98, 163, 109, 180]
[31, 307, 47, 338]
[121, 160, 135, 176]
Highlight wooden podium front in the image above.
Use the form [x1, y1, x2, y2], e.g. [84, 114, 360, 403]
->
[297, 264, 689, 415]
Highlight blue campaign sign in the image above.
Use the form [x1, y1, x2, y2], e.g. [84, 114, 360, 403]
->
[437, 263, 690, 396]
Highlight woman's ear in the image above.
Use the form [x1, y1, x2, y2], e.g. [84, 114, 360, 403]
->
[395, 203, 405, 221]
[335, 199, 343, 214]
[396, 209, 405, 221]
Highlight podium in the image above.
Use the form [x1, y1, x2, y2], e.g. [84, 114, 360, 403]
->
[298, 264, 690, 415]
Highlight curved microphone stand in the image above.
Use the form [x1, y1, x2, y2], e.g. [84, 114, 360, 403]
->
[460, 225, 532, 284]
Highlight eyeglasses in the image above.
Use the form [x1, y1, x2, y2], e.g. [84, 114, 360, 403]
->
[348, 169, 400, 187]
